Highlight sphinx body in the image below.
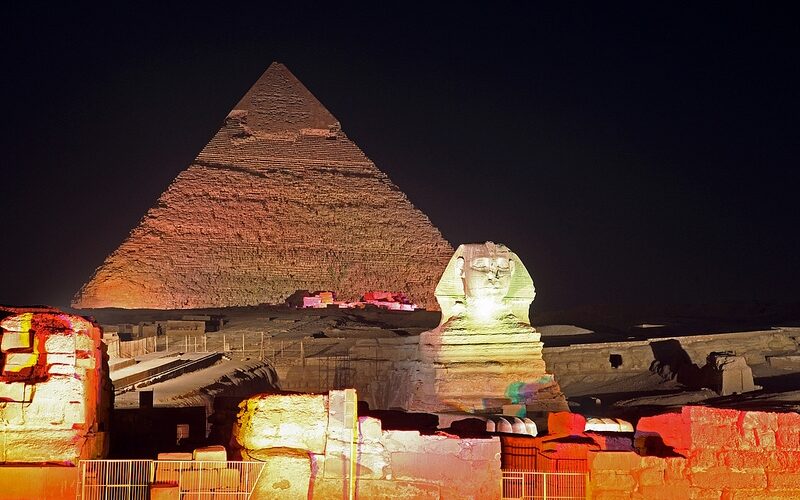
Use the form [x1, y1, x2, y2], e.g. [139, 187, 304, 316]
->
[408, 242, 567, 414]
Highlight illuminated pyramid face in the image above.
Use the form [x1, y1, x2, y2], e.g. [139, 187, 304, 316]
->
[73, 63, 452, 310]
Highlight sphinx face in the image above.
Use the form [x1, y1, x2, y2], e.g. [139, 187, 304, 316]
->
[462, 251, 514, 301]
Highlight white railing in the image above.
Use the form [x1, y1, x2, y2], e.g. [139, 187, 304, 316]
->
[79, 460, 265, 499]
[502, 470, 588, 500]
[80, 459, 151, 500]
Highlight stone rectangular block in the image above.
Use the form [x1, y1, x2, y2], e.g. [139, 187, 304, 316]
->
[690, 466, 766, 490]
[1, 332, 30, 351]
[157, 452, 193, 460]
[590, 451, 645, 471]
[44, 334, 76, 354]
[767, 470, 800, 490]
[235, 393, 327, 454]
[150, 483, 180, 500]
[192, 445, 226, 464]
[3, 352, 38, 373]
[592, 471, 637, 491]
[0, 382, 27, 402]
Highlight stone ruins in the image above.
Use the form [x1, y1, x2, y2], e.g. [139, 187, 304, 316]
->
[0, 307, 112, 464]
[73, 62, 452, 310]
[408, 242, 567, 415]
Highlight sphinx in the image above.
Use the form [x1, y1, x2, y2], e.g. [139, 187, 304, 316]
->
[408, 242, 567, 415]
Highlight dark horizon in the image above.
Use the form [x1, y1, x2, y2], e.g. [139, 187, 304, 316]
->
[2, 4, 799, 312]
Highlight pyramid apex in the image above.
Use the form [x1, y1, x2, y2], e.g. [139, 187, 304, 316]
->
[231, 62, 339, 133]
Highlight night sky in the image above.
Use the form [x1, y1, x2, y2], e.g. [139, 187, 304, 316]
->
[2, 4, 798, 312]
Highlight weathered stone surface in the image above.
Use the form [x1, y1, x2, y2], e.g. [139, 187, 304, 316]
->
[234, 390, 501, 499]
[193, 444, 227, 463]
[72, 62, 452, 310]
[704, 351, 758, 395]
[0, 307, 112, 464]
[233, 393, 328, 454]
[589, 406, 800, 499]
[408, 242, 567, 413]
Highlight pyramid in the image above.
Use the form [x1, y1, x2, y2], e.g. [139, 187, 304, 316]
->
[73, 63, 453, 310]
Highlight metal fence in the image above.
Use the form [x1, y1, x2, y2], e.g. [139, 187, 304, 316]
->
[79, 460, 265, 499]
[502, 470, 588, 500]
[500, 435, 589, 473]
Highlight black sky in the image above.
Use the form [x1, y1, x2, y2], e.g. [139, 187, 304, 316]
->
[2, 3, 798, 312]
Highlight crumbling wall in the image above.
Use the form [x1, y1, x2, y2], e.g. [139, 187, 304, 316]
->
[232, 390, 501, 499]
[0, 307, 112, 464]
[588, 406, 800, 499]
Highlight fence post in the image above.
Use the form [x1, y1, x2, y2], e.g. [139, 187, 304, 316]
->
[543, 471, 547, 499]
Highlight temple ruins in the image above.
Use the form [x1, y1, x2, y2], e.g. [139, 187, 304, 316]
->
[72, 62, 452, 310]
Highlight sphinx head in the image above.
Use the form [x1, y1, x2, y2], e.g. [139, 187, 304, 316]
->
[435, 242, 536, 325]
[456, 241, 515, 300]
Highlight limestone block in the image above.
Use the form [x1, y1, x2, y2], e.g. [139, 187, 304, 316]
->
[704, 352, 758, 396]
[250, 450, 311, 500]
[1, 332, 30, 351]
[3, 352, 38, 373]
[314, 477, 440, 499]
[150, 484, 180, 500]
[193, 445, 227, 464]
[767, 355, 800, 370]
[0, 382, 27, 402]
[359, 416, 382, 441]
[44, 334, 76, 354]
[381, 430, 424, 453]
[48, 364, 74, 375]
[0, 429, 82, 463]
[47, 353, 76, 366]
[0, 401, 25, 424]
[0, 313, 33, 332]
[234, 393, 327, 454]
[157, 452, 193, 460]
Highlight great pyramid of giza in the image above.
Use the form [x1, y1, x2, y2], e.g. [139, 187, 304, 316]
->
[73, 63, 453, 310]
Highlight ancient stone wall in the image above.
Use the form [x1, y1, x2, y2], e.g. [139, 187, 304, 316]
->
[232, 390, 501, 499]
[0, 307, 112, 464]
[544, 328, 799, 393]
[588, 406, 800, 499]
[73, 63, 452, 310]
